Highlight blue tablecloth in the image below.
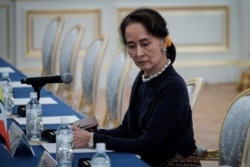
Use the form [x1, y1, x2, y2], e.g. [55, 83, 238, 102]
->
[0, 58, 150, 167]
[0, 145, 149, 167]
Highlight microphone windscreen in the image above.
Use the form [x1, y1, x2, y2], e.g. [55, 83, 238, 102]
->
[62, 73, 73, 84]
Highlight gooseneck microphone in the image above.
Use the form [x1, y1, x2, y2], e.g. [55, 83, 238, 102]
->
[20, 72, 73, 100]
[20, 72, 73, 85]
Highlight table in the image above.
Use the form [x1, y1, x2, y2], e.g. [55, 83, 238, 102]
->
[0, 145, 149, 167]
[0, 58, 149, 167]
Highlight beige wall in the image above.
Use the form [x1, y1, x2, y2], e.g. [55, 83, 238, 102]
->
[0, 0, 249, 87]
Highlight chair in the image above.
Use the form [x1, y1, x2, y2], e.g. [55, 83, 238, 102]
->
[41, 16, 64, 82]
[237, 68, 250, 92]
[241, 122, 250, 167]
[102, 52, 132, 128]
[185, 77, 204, 109]
[198, 88, 250, 167]
[55, 24, 84, 103]
[77, 34, 108, 117]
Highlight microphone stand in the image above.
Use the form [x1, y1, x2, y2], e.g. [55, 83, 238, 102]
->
[31, 83, 46, 101]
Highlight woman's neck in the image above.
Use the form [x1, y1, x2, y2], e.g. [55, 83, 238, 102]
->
[142, 58, 171, 82]
[144, 57, 168, 77]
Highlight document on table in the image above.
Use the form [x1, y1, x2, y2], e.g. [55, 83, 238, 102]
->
[12, 81, 31, 88]
[13, 115, 79, 125]
[41, 143, 113, 153]
[0, 67, 15, 73]
[14, 97, 57, 105]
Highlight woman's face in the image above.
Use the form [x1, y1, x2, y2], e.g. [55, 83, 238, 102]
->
[125, 23, 167, 76]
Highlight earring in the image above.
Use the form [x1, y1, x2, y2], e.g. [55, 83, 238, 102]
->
[161, 48, 166, 52]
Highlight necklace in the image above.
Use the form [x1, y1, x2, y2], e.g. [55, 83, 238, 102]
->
[142, 59, 171, 82]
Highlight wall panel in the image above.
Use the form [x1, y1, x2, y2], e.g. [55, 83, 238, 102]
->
[0, 5, 9, 60]
[118, 6, 229, 53]
[26, 10, 101, 58]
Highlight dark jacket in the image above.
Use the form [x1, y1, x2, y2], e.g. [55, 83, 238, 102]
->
[93, 64, 197, 166]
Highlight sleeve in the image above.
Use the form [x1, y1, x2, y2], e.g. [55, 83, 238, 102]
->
[95, 112, 129, 137]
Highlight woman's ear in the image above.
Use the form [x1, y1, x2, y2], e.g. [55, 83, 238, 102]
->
[161, 38, 166, 49]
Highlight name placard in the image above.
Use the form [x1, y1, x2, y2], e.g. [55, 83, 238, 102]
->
[37, 150, 57, 167]
[8, 122, 35, 157]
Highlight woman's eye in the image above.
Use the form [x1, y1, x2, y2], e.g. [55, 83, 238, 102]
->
[142, 42, 149, 47]
[128, 45, 135, 49]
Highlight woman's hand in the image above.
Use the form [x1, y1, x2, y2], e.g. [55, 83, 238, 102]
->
[71, 125, 92, 148]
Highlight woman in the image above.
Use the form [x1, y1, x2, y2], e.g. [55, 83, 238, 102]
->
[72, 8, 201, 167]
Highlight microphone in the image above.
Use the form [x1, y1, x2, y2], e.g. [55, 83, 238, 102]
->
[20, 72, 73, 85]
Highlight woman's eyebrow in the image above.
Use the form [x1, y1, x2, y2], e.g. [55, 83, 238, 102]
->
[127, 41, 135, 44]
[139, 38, 150, 43]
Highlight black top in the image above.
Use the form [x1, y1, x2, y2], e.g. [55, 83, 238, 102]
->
[93, 64, 197, 166]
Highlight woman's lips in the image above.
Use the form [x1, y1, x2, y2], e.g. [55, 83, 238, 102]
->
[137, 61, 147, 66]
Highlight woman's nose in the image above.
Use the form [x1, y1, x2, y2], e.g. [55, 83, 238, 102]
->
[136, 46, 144, 57]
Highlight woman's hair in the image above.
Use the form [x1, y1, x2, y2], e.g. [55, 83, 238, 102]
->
[119, 8, 176, 64]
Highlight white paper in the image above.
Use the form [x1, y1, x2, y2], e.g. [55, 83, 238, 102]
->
[41, 143, 113, 154]
[13, 115, 79, 125]
[14, 97, 57, 105]
[0, 67, 15, 73]
[12, 81, 31, 88]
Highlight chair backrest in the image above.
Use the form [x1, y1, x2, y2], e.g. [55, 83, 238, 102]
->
[80, 34, 108, 115]
[104, 52, 132, 127]
[59, 24, 84, 76]
[42, 16, 64, 76]
[219, 88, 250, 166]
[241, 122, 250, 167]
[185, 77, 203, 109]
[55, 24, 84, 101]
